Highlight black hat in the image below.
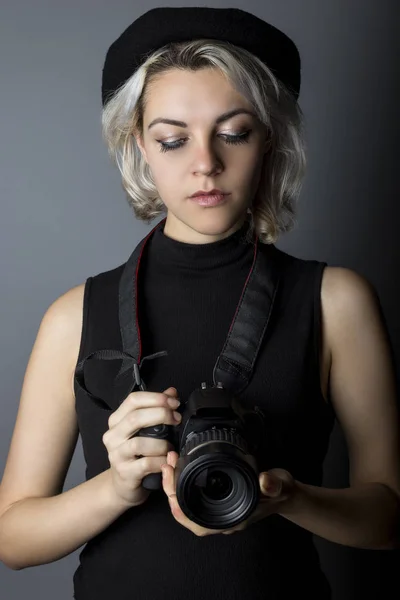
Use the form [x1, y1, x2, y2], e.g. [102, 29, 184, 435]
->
[101, 7, 301, 106]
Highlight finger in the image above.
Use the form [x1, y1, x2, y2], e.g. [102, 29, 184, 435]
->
[162, 463, 205, 533]
[222, 521, 247, 534]
[165, 387, 178, 396]
[109, 388, 178, 429]
[107, 406, 178, 451]
[115, 436, 171, 462]
[162, 461, 177, 508]
[167, 451, 179, 468]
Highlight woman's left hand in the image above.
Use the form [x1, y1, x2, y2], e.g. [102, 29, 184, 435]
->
[161, 451, 296, 537]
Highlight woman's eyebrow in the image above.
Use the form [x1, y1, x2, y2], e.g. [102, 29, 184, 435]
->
[147, 108, 256, 130]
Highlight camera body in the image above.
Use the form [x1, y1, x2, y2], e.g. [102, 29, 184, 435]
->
[135, 382, 267, 530]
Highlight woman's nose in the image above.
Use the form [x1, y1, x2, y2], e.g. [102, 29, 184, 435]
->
[192, 142, 223, 175]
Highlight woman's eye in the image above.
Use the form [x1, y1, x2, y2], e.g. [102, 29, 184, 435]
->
[157, 131, 252, 153]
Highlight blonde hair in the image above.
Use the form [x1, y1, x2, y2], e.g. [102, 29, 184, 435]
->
[101, 39, 307, 244]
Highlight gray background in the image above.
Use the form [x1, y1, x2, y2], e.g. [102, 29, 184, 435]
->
[1, 1, 399, 598]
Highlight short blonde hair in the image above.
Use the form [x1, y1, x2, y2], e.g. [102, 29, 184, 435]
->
[101, 39, 306, 244]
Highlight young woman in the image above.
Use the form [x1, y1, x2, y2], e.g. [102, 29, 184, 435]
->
[0, 7, 399, 600]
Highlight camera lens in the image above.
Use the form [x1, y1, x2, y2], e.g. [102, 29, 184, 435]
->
[200, 470, 233, 501]
[176, 428, 260, 528]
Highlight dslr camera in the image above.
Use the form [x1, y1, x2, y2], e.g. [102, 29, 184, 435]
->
[135, 381, 267, 530]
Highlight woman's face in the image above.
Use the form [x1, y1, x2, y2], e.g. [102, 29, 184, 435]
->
[135, 67, 269, 244]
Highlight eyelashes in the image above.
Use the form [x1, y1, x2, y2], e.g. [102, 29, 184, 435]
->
[157, 130, 252, 153]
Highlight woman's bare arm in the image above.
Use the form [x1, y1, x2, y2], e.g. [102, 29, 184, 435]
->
[0, 467, 129, 570]
[279, 267, 400, 548]
[0, 285, 130, 570]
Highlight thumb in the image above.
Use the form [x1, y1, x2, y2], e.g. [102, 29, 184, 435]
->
[260, 472, 283, 497]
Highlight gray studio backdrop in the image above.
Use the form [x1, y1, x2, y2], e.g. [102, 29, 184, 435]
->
[1, 1, 399, 599]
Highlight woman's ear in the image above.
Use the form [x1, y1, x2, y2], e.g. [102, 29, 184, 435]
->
[133, 132, 148, 163]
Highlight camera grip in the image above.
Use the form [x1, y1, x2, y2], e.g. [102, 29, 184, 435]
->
[137, 423, 174, 491]
[142, 471, 163, 490]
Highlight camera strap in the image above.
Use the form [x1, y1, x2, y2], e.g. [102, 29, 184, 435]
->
[75, 216, 282, 409]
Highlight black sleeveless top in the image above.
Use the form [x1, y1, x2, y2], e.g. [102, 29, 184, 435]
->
[72, 219, 335, 599]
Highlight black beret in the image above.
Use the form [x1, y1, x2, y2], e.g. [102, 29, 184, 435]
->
[101, 7, 301, 106]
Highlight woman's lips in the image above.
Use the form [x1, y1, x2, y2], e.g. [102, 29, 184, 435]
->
[189, 193, 229, 207]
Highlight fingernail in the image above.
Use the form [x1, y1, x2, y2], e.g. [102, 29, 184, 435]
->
[266, 478, 281, 494]
[263, 475, 276, 492]
[167, 398, 180, 408]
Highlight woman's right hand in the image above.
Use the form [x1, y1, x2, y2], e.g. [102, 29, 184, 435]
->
[102, 386, 182, 509]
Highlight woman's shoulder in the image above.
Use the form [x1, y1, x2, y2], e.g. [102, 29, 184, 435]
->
[320, 265, 377, 321]
[320, 266, 380, 382]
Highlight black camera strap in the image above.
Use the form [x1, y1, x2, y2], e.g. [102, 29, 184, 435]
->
[75, 216, 281, 409]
